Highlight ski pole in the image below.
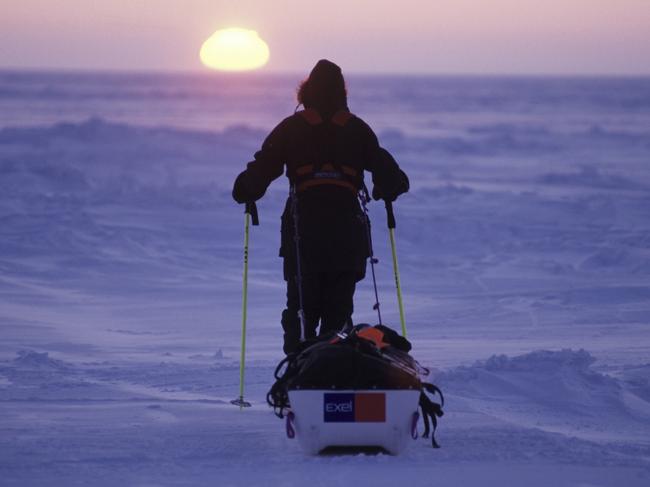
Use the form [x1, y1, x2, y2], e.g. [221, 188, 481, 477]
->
[385, 201, 407, 338]
[231, 201, 258, 409]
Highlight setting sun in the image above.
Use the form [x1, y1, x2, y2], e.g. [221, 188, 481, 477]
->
[200, 28, 269, 71]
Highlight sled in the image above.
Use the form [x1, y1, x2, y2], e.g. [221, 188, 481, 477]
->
[268, 325, 443, 455]
[287, 389, 420, 455]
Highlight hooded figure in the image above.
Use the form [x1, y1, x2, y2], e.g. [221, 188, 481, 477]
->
[233, 59, 409, 354]
[298, 59, 348, 118]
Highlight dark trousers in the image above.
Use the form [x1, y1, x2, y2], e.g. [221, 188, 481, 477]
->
[281, 271, 357, 354]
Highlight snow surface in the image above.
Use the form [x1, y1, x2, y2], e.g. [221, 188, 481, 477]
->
[1, 71, 649, 485]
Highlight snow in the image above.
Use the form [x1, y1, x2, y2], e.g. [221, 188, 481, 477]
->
[1, 71, 649, 485]
[1, 349, 649, 485]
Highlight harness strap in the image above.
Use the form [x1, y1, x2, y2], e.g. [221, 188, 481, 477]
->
[295, 162, 359, 193]
[295, 163, 357, 177]
[293, 109, 361, 193]
[299, 108, 323, 125]
[297, 179, 358, 194]
[298, 108, 352, 126]
[332, 110, 352, 126]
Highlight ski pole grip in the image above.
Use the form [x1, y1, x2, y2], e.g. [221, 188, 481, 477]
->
[385, 201, 396, 229]
[246, 202, 259, 226]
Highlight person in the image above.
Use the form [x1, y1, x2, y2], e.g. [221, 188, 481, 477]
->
[232, 59, 408, 354]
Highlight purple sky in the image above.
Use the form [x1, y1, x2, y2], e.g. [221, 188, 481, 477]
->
[1, 0, 649, 74]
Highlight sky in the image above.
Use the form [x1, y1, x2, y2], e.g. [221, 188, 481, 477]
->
[1, 0, 649, 75]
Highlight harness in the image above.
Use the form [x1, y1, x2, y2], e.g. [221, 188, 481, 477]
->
[292, 108, 362, 194]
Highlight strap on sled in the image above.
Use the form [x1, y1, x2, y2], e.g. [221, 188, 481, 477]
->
[267, 352, 299, 418]
[419, 382, 445, 448]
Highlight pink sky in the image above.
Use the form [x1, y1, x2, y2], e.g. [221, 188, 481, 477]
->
[1, 0, 649, 74]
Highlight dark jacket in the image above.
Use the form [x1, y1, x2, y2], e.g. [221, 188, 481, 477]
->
[233, 108, 408, 280]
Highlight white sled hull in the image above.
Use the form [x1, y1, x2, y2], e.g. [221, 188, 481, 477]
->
[287, 389, 420, 455]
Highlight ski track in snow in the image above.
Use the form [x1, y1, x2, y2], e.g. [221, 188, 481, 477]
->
[1, 73, 650, 485]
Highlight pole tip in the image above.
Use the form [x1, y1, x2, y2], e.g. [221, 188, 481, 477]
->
[231, 397, 252, 408]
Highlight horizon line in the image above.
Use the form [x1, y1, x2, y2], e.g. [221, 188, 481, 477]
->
[1, 65, 650, 80]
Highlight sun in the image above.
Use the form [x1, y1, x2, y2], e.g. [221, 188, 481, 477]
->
[200, 28, 269, 72]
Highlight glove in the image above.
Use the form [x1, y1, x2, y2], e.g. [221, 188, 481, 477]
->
[372, 184, 396, 202]
[233, 165, 271, 204]
[232, 172, 250, 204]
[372, 170, 409, 202]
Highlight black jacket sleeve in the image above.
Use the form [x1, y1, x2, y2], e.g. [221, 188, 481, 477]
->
[360, 122, 409, 201]
[232, 120, 288, 204]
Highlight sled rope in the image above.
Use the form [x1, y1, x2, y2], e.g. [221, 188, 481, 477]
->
[359, 185, 383, 325]
[290, 185, 307, 342]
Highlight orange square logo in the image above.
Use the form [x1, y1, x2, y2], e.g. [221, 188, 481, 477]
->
[354, 393, 386, 422]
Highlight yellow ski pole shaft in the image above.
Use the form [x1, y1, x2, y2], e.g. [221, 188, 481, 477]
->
[238, 211, 250, 402]
[386, 201, 407, 338]
[231, 202, 258, 409]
